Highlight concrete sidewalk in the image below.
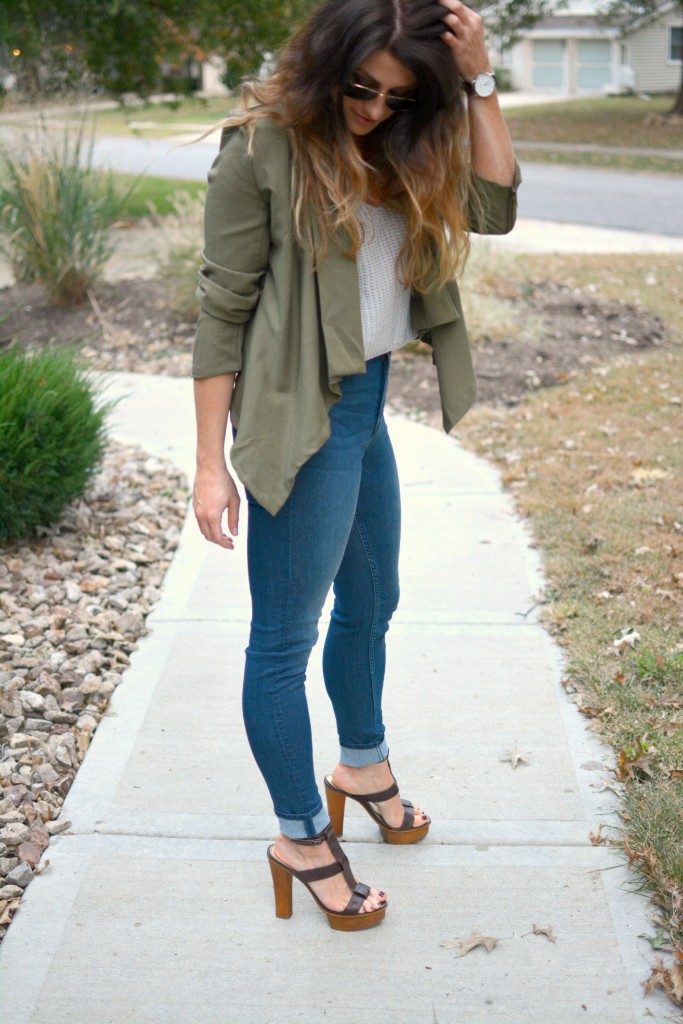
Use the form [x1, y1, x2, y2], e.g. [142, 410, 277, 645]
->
[0, 372, 670, 1023]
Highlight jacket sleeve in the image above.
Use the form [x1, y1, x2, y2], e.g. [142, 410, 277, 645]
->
[467, 161, 522, 236]
[192, 126, 270, 378]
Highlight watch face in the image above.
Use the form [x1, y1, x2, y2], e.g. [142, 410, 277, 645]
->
[474, 72, 496, 97]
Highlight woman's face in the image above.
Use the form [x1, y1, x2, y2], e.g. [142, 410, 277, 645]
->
[342, 49, 417, 136]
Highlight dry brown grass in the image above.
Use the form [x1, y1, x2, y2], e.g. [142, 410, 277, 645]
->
[454, 252, 683, 995]
[504, 95, 682, 150]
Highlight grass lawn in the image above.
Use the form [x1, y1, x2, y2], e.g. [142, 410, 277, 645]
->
[108, 172, 206, 219]
[514, 147, 683, 176]
[504, 95, 681, 149]
[84, 97, 236, 137]
[506, 95, 683, 175]
[456, 250, 683, 1004]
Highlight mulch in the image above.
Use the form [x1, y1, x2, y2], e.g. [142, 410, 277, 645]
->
[0, 275, 667, 419]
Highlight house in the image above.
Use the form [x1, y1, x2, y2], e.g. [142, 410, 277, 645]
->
[489, 0, 682, 95]
[622, 0, 682, 92]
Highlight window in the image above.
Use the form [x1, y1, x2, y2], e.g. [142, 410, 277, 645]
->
[671, 26, 683, 62]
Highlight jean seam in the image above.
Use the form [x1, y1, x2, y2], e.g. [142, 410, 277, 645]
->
[351, 508, 382, 738]
[370, 354, 390, 438]
[269, 500, 316, 833]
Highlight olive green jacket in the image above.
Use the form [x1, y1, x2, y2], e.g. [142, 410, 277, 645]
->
[192, 118, 521, 515]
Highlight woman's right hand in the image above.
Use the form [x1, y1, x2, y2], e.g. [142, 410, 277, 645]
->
[192, 465, 241, 549]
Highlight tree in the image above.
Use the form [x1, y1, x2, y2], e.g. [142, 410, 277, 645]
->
[598, 1, 683, 115]
[0, 0, 317, 100]
[195, 1, 317, 88]
[472, 1, 565, 56]
[0, 1, 201, 99]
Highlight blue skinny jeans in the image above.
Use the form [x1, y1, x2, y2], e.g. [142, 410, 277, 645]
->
[242, 354, 400, 838]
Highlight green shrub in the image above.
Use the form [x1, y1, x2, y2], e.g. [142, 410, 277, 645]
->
[0, 121, 121, 305]
[0, 346, 110, 543]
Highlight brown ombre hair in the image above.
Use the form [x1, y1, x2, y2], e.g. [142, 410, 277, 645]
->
[225, 0, 476, 291]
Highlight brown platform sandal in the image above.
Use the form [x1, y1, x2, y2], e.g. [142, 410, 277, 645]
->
[324, 760, 431, 845]
[267, 822, 387, 931]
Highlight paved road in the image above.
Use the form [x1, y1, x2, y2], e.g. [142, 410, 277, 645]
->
[517, 162, 683, 237]
[89, 135, 683, 237]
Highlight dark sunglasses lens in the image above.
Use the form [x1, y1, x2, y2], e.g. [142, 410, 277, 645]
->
[344, 83, 376, 101]
[386, 96, 415, 112]
[343, 81, 416, 111]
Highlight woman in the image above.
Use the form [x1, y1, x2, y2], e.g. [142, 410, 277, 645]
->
[192, 0, 518, 931]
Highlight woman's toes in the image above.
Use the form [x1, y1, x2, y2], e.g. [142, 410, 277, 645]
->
[363, 896, 381, 913]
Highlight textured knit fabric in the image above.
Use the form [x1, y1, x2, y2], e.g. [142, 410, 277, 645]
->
[356, 202, 414, 360]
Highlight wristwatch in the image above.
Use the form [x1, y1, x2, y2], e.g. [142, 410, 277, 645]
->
[463, 70, 496, 98]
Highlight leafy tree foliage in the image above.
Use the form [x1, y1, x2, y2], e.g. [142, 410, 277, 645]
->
[195, 1, 317, 87]
[473, 1, 562, 48]
[0, 0, 316, 99]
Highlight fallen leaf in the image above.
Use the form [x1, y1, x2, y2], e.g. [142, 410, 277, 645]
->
[522, 924, 556, 943]
[581, 760, 609, 773]
[589, 824, 610, 846]
[638, 927, 675, 953]
[613, 627, 640, 651]
[499, 744, 531, 768]
[624, 835, 658, 873]
[441, 931, 500, 957]
[595, 779, 623, 796]
[617, 739, 658, 781]
[643, 954, 683, 1007]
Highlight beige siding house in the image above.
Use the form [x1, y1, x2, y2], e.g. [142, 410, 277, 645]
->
[623, 2, 682, 92]
[490, 0, 682, 95]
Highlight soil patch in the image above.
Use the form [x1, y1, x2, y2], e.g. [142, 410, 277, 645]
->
[0, 276, 667, 412]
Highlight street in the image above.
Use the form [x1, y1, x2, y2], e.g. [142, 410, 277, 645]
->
[90, 133, 683, 237]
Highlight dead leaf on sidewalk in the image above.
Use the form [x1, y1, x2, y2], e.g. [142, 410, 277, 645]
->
[499, 744, 531, 768]
[521, 924, 556, 943]
[441, 931, 501, 957]
[589, 824, 610, 846]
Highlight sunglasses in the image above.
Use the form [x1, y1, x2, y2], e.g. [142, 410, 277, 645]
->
[343, 76, 417, 113]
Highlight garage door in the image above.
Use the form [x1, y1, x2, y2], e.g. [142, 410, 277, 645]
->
[533, 40, 566, 89]
[578, 40, 612, 90]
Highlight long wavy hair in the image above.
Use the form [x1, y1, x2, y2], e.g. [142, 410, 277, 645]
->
[224, 0, 476, 291]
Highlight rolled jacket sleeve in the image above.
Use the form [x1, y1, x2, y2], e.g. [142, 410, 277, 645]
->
[192, 126, 271, 378]
[468, 161, 522, 236]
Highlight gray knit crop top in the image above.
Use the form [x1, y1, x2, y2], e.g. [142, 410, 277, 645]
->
[356, 202, 415, 360]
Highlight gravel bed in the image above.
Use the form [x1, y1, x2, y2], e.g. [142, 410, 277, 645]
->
[0, 442, 188, 942]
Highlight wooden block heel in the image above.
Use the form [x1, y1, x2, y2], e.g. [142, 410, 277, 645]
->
[268, 854, 293, 918]
[266, 824, 386, 930]
[325, 781, 346, 835]
[324, 760, 431, 844]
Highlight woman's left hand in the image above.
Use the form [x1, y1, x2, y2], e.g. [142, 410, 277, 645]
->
[439, 1, 492, 83]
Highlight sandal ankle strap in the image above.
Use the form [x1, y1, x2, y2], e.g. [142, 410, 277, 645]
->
[290, 823, 356, 889]
[291, 833, 327, 847]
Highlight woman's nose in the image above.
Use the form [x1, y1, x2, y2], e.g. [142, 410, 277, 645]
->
[366, 95, 389, 119]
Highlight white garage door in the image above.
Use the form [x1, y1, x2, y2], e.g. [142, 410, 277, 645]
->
[578, 40, 612, 90]
[533, 40, 566, 89]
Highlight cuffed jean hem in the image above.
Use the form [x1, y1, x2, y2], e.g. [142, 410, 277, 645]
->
[277, 805, 331, 840]
[339, 739, 389, 767]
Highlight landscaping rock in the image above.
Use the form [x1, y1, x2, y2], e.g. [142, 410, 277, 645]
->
[0, 442, 188, 943]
